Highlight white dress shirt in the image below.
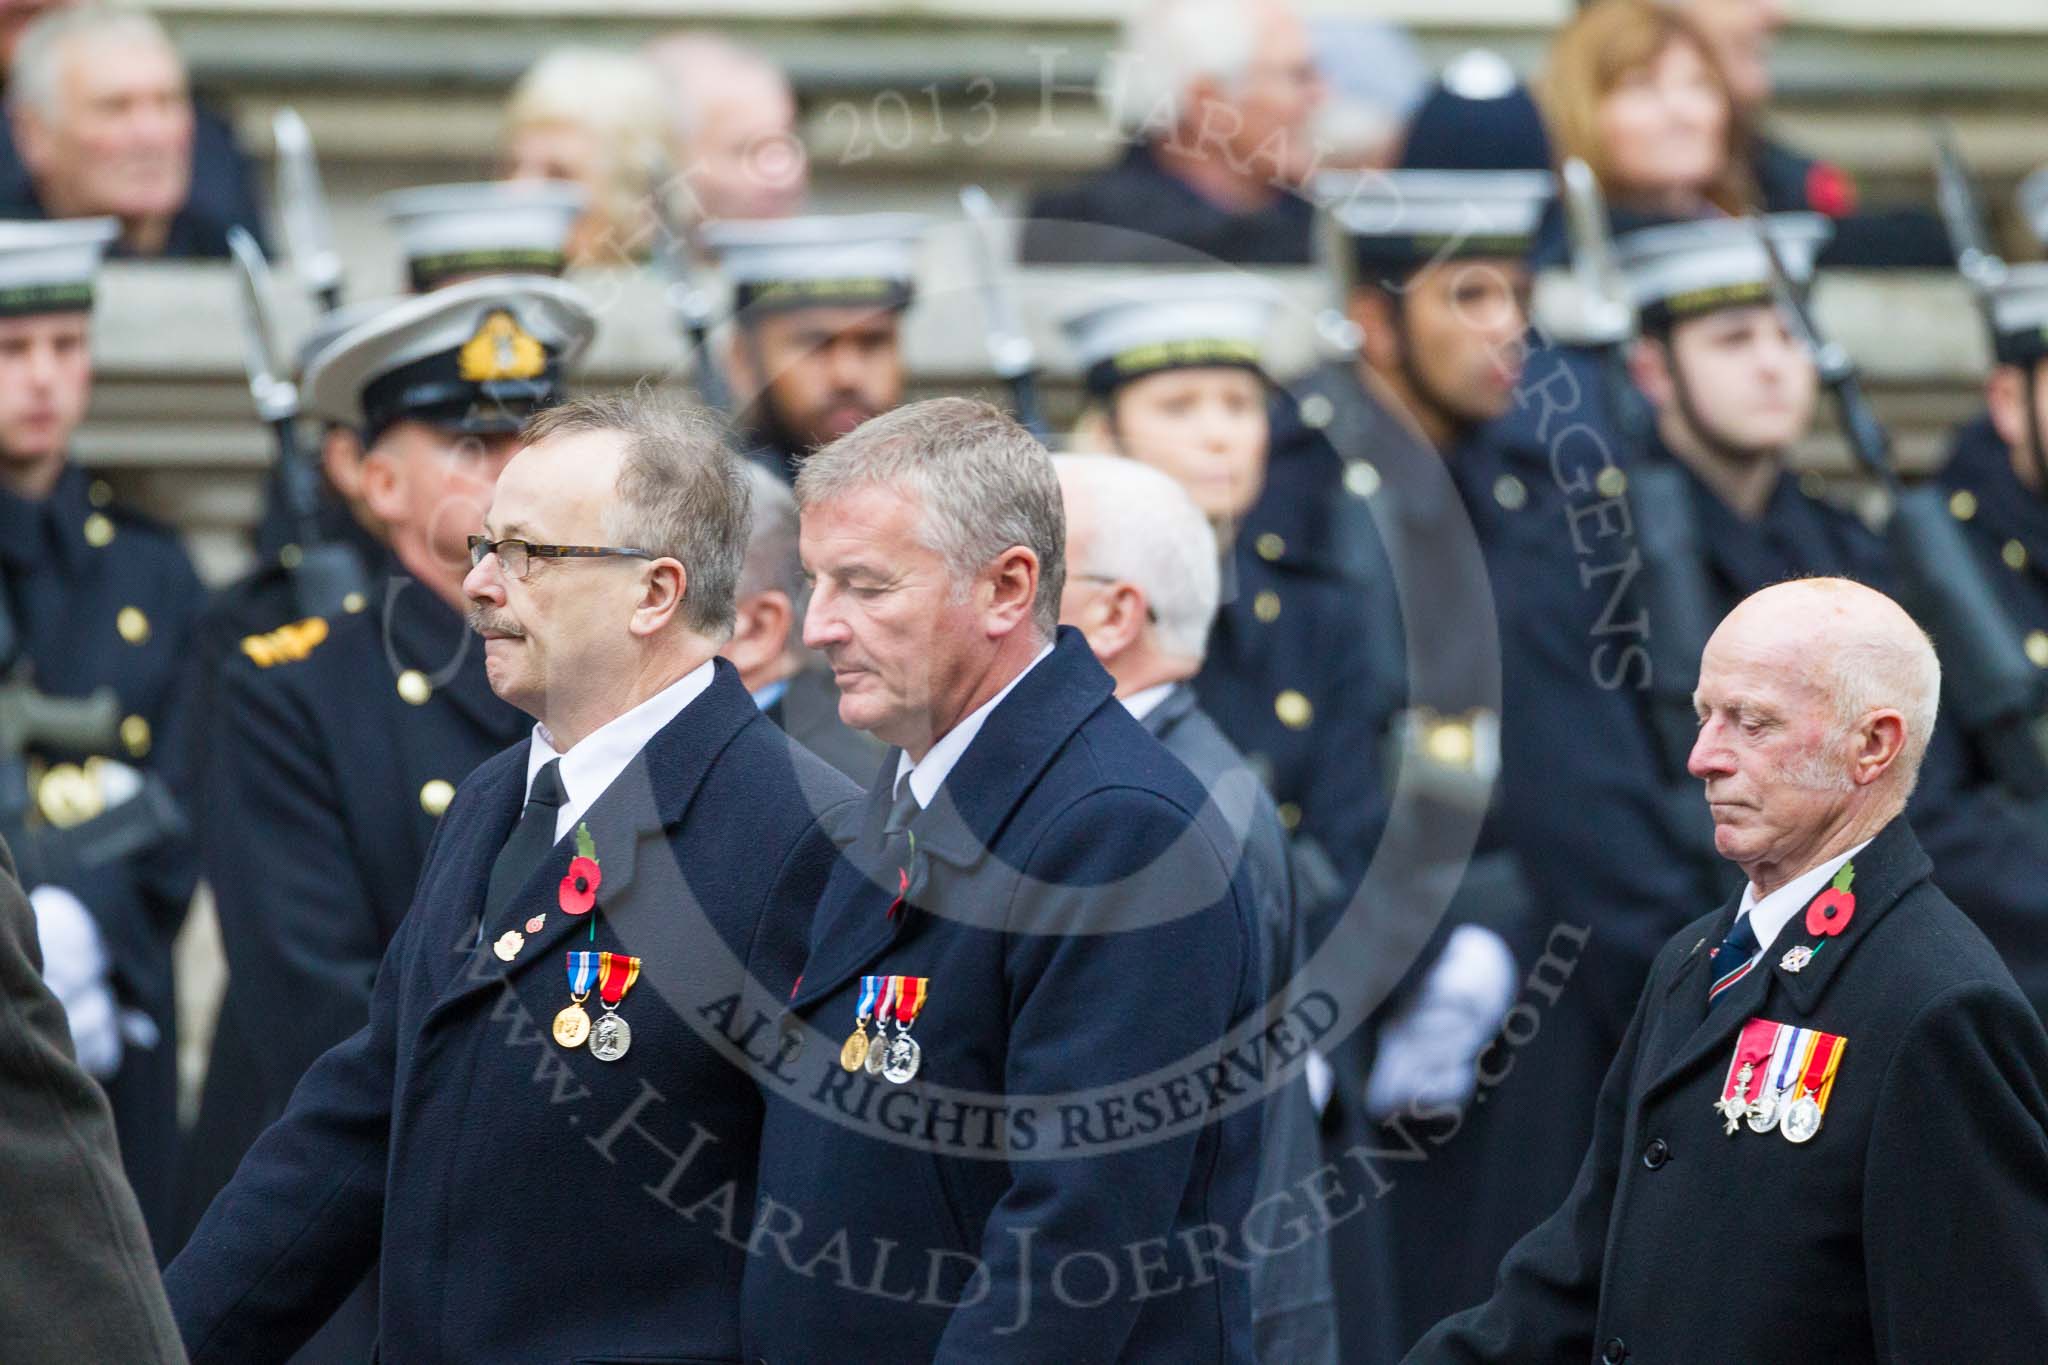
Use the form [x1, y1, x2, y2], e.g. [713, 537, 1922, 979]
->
[892, 645, 1054, 808]
[524, 659, 716, 841]
[1119, 681, 1178, 724]
[1736, 837, 1874, 958]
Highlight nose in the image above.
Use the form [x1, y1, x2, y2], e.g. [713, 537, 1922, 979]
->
[824, 341, 866, 392]
[801, 581, 850, 651]
[1688, 716, 1734, 781]
[463, 550, 505, 606]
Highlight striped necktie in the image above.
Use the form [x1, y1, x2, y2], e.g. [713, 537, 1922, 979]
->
[1706, 912, 1762, 1010]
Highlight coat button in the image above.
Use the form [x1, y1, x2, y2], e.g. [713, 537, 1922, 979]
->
[1601, 1338, 1628, 1363]
[1641, 1137, 1670, 1170]
[396, 669, 433, 705]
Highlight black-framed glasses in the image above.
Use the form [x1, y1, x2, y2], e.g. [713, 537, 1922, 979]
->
[467, 535, 654, 582]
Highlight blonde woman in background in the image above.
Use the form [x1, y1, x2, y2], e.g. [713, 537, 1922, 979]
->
[502, 47, 671, 267]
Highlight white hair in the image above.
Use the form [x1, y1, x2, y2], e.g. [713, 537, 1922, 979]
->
[1102, 0, 1262, 137]
[642, 30, 792, 142]
[738, 461, 804, 604]
[504, 47, 671, 241]
[1825, 617, 1942, 797]
[1054, 452, 1220, 660]
[8, 4, 178, 124]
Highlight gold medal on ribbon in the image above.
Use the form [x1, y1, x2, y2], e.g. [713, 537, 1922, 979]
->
[842, 975, 884, 1072]
[555, 950, 601, 1049]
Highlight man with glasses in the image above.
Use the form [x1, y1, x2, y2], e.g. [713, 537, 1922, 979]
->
[176, 276, 595, 1358]
[169, 392, 857, 1361]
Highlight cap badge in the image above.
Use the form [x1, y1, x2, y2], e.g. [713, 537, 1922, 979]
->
[458, 310, 546, 382]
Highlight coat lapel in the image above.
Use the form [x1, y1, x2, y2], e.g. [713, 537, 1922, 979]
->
[1644, 817, 1929, 1101]
[425, 663, 760, 1024]
[786, 628, 1116, 1011]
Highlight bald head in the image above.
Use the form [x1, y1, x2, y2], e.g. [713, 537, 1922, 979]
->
[1689, 577, 1939, 893]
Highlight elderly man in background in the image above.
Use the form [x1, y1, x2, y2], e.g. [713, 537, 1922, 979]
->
[722, 461, 882, 782]
[166, 393, 857, 1362]
[1056, 451, 1337, 1365]
[1411, 577, 2048, 1364]
[1023, 0, 1323, 265]
[1, 2, 258, 257]
[500, 46, 670, 267]
[644, 29, 808, 234]
[747, 398, 1260, 1362]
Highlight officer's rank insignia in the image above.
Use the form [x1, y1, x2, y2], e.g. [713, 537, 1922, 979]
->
[1718, 1018, 1846, 1142]
[241, 616, 329, 668]
[457, 310, 546, 382]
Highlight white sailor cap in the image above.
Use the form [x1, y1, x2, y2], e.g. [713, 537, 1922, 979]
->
[304, 274, 596, 439]
[701, 212, 928, 315]
[295, 297, 399, 379]
[1314, 169, 1551, 273]
[380, 180, 587, 292]
[1060, 274, 1281, 397]
[0, 217, 118, 317]
[1985, 263, 2048, 366]
[1616, 213, 1832, 330]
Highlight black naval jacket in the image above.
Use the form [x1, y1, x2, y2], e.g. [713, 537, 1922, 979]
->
[1408, 817, 2048, 1363]
[765, 663, 886, 786]
[745, 630, 1262, 1364]
[166, 662, 858, 1363]
[0, 463, 203, 1251]
[180, 576, 531, 1233]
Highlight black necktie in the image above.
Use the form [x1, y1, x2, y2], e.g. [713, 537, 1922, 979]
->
[883, 775, 919, 838]
[485, 758, 567, 926]
[1706, 912, 1762, 1011]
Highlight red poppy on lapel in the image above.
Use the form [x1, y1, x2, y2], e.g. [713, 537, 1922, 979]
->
[1805, 861, 1856, 937]
[559, 822, 601, 916]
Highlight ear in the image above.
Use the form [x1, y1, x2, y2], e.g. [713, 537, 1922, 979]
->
[628, 558, 690, 639]
[1848, 707, 1908, 788]
[1986, 365, 2026, 451]
[1348, 287, 1397, 373]
[1627, 335, 1676, 409]
[1083, 581, 1150, 666]
[720, 589, 793, 674]
[320, 426, 366, 502]
[980, 545, 1040, 640]
[356, 443, 409, 525]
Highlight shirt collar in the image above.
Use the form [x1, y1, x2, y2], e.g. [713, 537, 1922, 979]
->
[1120, 681, 1178, 723]
[1738, 837, 1874, 954]
[892, 643, 1054, 809]
[525, 659, 717, 841]
[749, 677, 791, 713]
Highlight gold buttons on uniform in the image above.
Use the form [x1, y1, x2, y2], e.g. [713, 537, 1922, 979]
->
[1493, 474, 1528, 511]
[2027, 631, 2048, 669]
[1255, 532, 1286, 562]
[37, 764, 102, 828]
[1276, 802, 1302, 831]
[1424, 719, 1477, 768]
[279, 543, 303, 569]
[1949, 490, 1978, 521]
[1253, 590, 1282, 623]
[1274, 689, 1313, 730]
[115, 606, 150, 645]
[1299, 394, 1335, 430]
[120, 715, 151, 758]
[1594, 467, 1627, 499]
[396, 669, 433, 705]
[1799, 471, 1827, 499]
[83, 513, 114, 547]
[342, 591, 367, 614]
[1343, 461, 1381, 499]
[88, 479, 113, 507]
[2004, 540, 2028, 572]
[419, 779, 455, 817]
